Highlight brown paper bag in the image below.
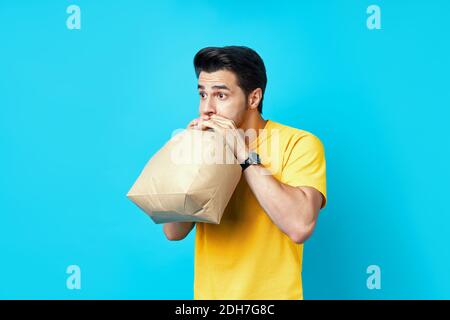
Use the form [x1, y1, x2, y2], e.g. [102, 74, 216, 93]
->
[127, 128, 242, 224]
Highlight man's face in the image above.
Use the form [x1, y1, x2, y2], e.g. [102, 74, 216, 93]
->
[197, 70, 248, 128]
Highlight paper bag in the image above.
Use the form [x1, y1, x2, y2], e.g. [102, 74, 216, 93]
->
[127, 128, 242, 224]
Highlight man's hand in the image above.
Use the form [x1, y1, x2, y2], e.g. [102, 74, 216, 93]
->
[198, 114, 249, 163]
[185, 115, 323, 244]
[187, 118, 201, 129]
[187, 113, 213, 129]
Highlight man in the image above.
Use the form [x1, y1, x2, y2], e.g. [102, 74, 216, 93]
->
[163, 46, 327, 300]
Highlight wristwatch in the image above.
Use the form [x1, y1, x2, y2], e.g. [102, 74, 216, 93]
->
[240, 151, 261, 171]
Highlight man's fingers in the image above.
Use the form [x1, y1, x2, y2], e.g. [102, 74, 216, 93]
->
[192, 114, 235, 130]
[187, 119, 195, 128]
[187, 117, 229, 131]
[200, 119, 219, 131]
[187, 118, 201, 129]
[210, 114, 236, 128]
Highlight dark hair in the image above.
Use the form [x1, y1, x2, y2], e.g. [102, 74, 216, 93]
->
[193, 46, 267, 113]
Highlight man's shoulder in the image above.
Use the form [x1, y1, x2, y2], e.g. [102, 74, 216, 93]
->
[268, 120, 323, 148]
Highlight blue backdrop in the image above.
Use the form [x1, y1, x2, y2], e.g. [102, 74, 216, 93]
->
[1, 0, 449, 299]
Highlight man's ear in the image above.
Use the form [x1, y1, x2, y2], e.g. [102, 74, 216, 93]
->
[248, 88, 263, 111]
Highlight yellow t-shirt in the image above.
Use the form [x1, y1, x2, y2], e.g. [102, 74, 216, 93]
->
[193, 119, 327, 300]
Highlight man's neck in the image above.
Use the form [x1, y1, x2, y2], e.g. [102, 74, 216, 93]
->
[240, 111, 267, 132]
[239, 111, 267, 147]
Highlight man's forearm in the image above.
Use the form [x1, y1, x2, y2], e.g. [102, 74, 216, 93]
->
[243, 164, 317, 243]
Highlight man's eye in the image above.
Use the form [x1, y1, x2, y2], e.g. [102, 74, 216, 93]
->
[199, 92, 207, 99]
[218, 93, 227, 99]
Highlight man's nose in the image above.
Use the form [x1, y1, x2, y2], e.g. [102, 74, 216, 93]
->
[200, 99, 216, 118]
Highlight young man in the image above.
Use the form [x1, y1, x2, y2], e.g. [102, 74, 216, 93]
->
[163, 46, 327, 300]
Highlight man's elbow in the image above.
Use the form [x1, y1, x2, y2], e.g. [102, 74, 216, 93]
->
[162, 222, 196, 241]
[289, 222, 316, 244]
[165, 232, 188, 241]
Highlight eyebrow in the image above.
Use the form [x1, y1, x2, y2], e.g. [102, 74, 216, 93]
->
[197, 84, 231, 91]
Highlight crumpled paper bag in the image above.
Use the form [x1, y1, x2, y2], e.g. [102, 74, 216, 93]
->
[127, 128, 242, 224]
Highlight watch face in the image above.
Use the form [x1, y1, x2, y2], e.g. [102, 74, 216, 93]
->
[249, 152, 260, 164]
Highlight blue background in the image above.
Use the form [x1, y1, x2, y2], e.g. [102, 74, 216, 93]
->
[1, 0, 449, 299]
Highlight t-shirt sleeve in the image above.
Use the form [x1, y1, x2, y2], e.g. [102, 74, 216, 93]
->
[280, 133, 327, 208]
